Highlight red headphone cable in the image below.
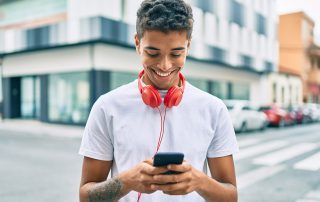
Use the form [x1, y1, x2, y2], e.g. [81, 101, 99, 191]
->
[137, 106, 168, 202]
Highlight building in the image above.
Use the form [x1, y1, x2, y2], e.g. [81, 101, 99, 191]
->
[275, 12, 320, 106]
[0, 0, 278, 125]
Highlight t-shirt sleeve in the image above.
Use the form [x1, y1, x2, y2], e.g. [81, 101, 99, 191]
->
[79, 97, 114, 161]
[207, 102, 239, 158]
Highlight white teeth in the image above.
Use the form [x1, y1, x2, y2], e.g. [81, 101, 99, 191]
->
[155, 71, 171, 77]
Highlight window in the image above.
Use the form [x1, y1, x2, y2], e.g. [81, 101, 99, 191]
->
[273, 83, 277, 103]
[198, 0, 215, 13]
[256, 13, 267, 36]
[110, 71, 137, 90]
[230, 0, 244, 27]
[230, 82, 250, 100]
[48, 72, 89, 124]
[209, 81, 228, 99]
[209, 46, 226, 63]
[21, 77, 40, 119]
[241, 55, 253, 69]
[187, 78, 209, 92]
[26, 26, 50, 48]
[264, 61, 274, 72]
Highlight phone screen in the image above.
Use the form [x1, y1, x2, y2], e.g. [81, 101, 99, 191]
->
[153, 152, 184, 174]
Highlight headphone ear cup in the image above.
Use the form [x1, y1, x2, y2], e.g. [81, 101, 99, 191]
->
[164, 86, 183, 108]
[141, 85, 162, 108]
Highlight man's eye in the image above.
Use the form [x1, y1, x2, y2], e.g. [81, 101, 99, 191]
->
[171, 54, 181, 57]
[147, 53, 159, 57]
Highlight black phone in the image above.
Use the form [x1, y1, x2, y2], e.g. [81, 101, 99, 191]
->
[153, 152, 184, 175]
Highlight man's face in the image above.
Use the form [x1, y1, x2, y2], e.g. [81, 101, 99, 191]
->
[135, 30, 190, 90]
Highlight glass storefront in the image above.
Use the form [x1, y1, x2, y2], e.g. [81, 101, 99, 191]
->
[210, 81, 228, 99]
[21, 76, 40, 119]
[187, 78, 209, 92]
[48, 72, 89, 124]
[230, 82, 250, 100]
[110, 71, 137, 90]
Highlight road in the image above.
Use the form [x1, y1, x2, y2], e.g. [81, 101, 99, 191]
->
[236, 123, 320, 202]
[0, 123, 320, 202]
[0, 131, 82, 202]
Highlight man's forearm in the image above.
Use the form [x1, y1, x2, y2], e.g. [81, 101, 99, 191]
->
[196, 175, 238, 202]
[81, 177, 129, 202]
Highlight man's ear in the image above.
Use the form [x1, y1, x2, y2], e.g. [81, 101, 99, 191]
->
[187, 39, 191, 55]
[134, 33, 141, 54]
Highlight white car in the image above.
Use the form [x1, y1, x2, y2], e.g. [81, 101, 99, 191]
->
[224, 100, 268, 133]
[304, 103, 320, 122]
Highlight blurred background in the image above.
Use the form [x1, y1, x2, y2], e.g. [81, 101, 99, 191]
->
[0, 0, 319, 202]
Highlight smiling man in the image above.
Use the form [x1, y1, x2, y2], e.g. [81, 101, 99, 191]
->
[79, 0, 239, 201]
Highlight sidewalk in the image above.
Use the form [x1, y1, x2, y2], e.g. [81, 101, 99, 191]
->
[0, 118, 84, 139]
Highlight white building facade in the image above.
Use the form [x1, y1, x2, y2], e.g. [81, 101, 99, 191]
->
[0, 0, 278, 124]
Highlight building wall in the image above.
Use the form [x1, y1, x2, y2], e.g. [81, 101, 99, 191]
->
[278, 12, 320, 103]
[279, 12, 313, 76]
[0, 0, 278, 73]
[0, 0, 67, 29]
[268, 73, 303, 106]
[0, 0, 279, 124]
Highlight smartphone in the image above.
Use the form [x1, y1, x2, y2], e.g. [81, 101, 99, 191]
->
[153, 152, 184, 175]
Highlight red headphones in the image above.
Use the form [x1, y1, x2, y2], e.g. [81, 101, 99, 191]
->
[138, 69, 185, 108]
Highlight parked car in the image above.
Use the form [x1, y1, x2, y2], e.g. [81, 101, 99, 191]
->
[224, 100, 268, 133]
[287, 105, 305, 124]
[259, 104, 295, 127]
[304, 103, 320, 122]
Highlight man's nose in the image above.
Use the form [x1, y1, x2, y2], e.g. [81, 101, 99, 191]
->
[158, 56, 172, 71]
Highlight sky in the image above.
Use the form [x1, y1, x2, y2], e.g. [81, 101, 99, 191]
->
[276, 0, 320, 44]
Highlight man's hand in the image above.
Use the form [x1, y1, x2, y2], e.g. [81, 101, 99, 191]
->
[150, 161, 206, 195]
[117, 159, 170, 194]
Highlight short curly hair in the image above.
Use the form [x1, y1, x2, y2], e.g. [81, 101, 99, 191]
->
[136, 0, 194, 39]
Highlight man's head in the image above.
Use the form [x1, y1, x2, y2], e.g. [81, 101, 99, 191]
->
[135, 0, 194, 90]
[136, 0, 194, 40]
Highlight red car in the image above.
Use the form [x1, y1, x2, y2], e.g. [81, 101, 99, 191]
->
[259, 104, 295, 127]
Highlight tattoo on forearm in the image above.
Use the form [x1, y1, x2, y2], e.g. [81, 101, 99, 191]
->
[88, 178, 124, 202]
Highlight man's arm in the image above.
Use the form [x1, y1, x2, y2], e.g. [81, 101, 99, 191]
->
[79, 157, 170, 202]
[197, 155, 237, 202]
[79, 157, 129, 202]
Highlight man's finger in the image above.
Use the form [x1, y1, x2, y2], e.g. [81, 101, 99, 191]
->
[151, 181, 187, 192]
[142, 164, 169, 175]
[153, 171, 189, 184]
[167, 162, 191, 173]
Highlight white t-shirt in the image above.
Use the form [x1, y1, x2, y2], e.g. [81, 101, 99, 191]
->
[79, 79, 238, 202]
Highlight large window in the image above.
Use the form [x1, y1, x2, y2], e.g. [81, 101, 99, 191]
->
[230, 82, 250, 100]
[21, 76, 40, 119]
[187, 78, 209, 92]
[209, 81, 228, 99]
[48, 72, 89, 124]
[110, 71, 137, 90]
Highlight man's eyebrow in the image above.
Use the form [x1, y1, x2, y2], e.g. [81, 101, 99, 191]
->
[144, 46, 160, 50]
[172, 47, 185, 51]
[144, 46, 186, 51]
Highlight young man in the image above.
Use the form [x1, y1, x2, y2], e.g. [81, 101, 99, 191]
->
[79, 0, 238, 201]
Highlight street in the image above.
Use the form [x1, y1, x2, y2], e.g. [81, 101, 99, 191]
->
[236, 123, 320, 202]
[0, 123, 320, 202]
[0, 131, 82, 202]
